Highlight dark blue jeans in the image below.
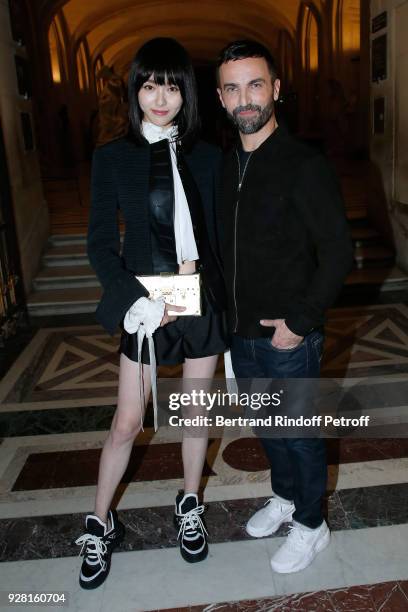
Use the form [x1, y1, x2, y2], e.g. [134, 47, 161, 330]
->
[231, 330, 327, 529]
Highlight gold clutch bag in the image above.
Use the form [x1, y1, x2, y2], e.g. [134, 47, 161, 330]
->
[136, 273, 202, 316]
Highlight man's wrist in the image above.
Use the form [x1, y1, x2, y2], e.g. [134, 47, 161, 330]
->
[285, 317, 314, 337]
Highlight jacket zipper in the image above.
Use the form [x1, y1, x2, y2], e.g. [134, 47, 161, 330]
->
[233, 149, 253, 332]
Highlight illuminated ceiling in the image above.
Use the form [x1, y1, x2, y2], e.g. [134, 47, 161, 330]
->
[43, 0, 312, 73]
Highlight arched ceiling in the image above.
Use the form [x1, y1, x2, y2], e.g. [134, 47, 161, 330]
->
[84, 6, 291, 71]
[40, 0, 308, 73]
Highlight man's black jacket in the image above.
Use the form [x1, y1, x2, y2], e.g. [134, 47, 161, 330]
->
[220, 125, 354, 338]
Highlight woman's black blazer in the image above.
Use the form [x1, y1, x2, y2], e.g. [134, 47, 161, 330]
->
[87, 135, 223, 335]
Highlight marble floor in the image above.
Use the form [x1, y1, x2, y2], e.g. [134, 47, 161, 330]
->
[1, 301, 408, 611]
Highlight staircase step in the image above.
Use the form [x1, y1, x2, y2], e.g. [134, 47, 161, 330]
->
[346, 265, 408, 290]
[42, 244, 88, 267]
[346, 207, 367, 221]
[28, 264, 408, 316]
[351, 226, 381, 247]
[27, 287, 102, 316]
[48, 233, 124, 247]
[33, 265, 99, 290]
[28, 263, 408, 317]
[48, 234, 87, 247]
[353, 245, 395, 268]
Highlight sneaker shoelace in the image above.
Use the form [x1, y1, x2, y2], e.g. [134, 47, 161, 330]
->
[265, 496, 294, 512]
[177, 504, 208, 540]
[75, 533, 108, 570]
[286, 524, 309, 551]
[264, 497, 286, 512]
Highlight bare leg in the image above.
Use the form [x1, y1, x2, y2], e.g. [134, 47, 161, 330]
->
[94, 354, 152, 524]
[182, 355, 219, 493]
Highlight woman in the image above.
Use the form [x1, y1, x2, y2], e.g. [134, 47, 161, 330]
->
[75, 38, 228, 590]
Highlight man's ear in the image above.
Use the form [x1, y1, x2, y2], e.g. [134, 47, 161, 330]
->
[273, 79, 281, 101]
[217, 87, 226, 109]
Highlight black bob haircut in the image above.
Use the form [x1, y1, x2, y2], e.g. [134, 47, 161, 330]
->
[128, 37, 200, 149]
[216, 39, 279, 81]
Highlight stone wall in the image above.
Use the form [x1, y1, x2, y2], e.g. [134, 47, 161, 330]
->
[0, 0, 49, 295]
[370, 0, 408, 270]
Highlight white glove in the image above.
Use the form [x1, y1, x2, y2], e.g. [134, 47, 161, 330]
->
[123, 296, 165, 335]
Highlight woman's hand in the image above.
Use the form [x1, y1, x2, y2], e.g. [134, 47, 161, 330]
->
[160, 303, 186, 326]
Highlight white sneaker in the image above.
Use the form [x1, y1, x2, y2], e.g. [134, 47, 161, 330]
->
[246, 497, 295, 538]
[270, 519, 330, 573]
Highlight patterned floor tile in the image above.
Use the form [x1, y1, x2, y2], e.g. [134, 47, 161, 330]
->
[1, 304, 407, 412]
[159, 579, 408, 611]
[11, 441, 216, 491]
[2, 484, 408, 562]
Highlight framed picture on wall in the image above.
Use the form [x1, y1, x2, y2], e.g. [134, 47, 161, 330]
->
[20, 113, 35, 152]
[372, 12, 387, 34]
[14, 56, 32, 98]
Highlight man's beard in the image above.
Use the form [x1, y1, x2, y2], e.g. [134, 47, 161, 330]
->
[228, 99, 275, 134]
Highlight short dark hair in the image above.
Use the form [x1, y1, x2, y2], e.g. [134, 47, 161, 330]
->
[216, 39, 278, 81]
[128, 37, 200, 149]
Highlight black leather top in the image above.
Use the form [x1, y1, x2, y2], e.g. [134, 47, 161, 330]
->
[148, 140, 178, 273]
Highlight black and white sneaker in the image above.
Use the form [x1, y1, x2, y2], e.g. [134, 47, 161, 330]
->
[75, 509, 125, 589]
[174, 491, 208, 563]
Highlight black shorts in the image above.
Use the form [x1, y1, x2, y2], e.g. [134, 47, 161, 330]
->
[119, 307, 229, 366]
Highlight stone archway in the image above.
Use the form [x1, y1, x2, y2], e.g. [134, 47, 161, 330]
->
[297, 2, 324, 136]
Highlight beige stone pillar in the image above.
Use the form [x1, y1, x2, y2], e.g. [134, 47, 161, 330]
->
[370, 0, 408, 271]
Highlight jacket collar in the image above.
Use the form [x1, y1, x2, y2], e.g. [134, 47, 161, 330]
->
[235, 122, 288, 157]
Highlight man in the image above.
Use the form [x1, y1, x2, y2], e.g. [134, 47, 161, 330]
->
[217, 40, 353, 573]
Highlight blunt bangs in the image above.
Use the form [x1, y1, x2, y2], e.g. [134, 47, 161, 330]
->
[128, 38, 200, 150]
